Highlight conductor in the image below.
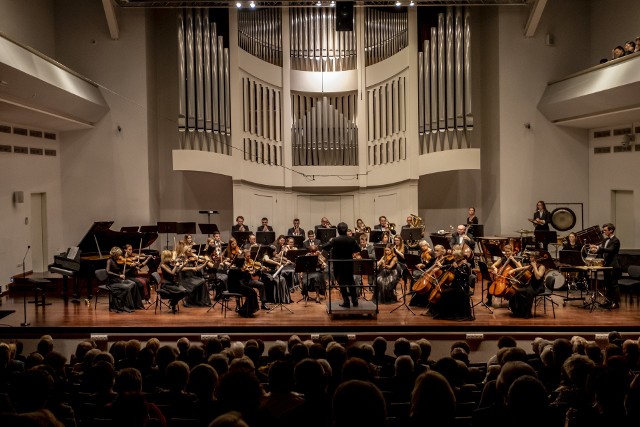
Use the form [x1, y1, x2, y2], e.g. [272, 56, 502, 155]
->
[323, 222, 361, 308]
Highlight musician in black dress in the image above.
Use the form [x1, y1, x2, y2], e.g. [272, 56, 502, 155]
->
[123, 244, 152, 302]
[562, 232, 583, 251]
[589, 223, 621, 308]
[179, 247, 211, 307]
[240, 249, 269, 310]
[508, 255, 546, 318]
[261, 246, 290, 304]
[323, 222, 361, 308]
[430, 251, 473, 320]
[159, 250, 188, 313]
[466, 207, 479, 236]
[105, 247, 139, 312]
[532, 201, 552, 231]
[301, 244, 327, 303]
[488, 244, 522, 306]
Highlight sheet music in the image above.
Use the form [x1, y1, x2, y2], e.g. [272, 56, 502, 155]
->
[67, 247, 79, 260]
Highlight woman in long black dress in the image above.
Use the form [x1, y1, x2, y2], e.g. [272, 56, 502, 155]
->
[159, 250, 188, 313]
[179, 247, 211, 307]
[105, 247, 140, 312]
[376, 246, 399, 304]
[508, 256, 546, 318]
[430, 251, 473, 320]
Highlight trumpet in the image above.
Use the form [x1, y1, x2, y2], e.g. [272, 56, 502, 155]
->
[388, 222, 396, 231]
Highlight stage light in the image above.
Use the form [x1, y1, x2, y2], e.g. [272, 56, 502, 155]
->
[330, 1, 335, 6]
[249, 1, 255, 8]
[316, 1, 321, 6]
[410, 1, 415, 6]
[395, 1, 402, 6]
[236, 2, 241, 8]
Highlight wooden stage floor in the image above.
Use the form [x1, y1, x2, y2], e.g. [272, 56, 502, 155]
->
[1, 285, 639, 337]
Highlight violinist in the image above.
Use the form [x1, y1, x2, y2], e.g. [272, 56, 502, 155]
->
[222, 238, 242, 270]
[241, 249, 269, 310]
[507, 254, 546, 318]
[261, 245, 290, 304]
[393, 235, 411, 285]
[179, 247, 211, 307]
[354, 234, 375, 292]
[380, 232, 390, 246]
[122, 244, 152, 302]
[287, 218, 305, 237]
[429, 250, 473, 321]
[182, 234, 195, 250]
[301, 244, 327, 303]
[273, 235, 296, 291]
[232, 216, 249, 232]
[105, 247, 139, 312]
[158, 250, 188, 313]
[488, 244, 522, 306]
[203, 236, 228, 302]
[376, 245, 400, 304]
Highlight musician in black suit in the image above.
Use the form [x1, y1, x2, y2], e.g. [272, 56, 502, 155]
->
[531, 201, 552, 231]
[323, 222, 360, 308]
[231, 215, 249, 232]
[589, 223, 621, 308]
[303, 230, 321, 249]
[257, 217, 274, 232]
[314, 217, 334, 234]
[373, 215, 396, 235]
[287, 218, 305, 237]
[449, 225, 476, 251]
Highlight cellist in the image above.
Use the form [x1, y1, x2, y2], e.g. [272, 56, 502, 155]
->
[488, 244, 521, 307]
[506, 254, 546, 318]
[424, 250, 472, 320]
[411, 244, 443, 307]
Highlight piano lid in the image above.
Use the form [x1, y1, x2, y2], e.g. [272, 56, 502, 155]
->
[77, 221, 159, 255]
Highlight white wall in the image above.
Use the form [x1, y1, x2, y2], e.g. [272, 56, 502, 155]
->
[590, 0, 640, 65]
[495, 1, 590, 236]
[54, 1, 153, 246]
[0, 0, 56, 56]
[0, 126, 63, 286]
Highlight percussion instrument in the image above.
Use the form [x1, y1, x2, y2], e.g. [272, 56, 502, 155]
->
[544, 269, 565, 290]
[551, 207, 577, 231]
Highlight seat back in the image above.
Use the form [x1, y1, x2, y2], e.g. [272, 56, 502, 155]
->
[627, 265, 640, 279]
[150, 272, 162, 287]
[95, 269, 108, 283]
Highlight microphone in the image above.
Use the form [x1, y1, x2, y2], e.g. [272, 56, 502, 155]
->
[22, 245, 31, 278]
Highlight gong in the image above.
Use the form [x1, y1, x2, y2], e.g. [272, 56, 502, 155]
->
[551, 207, 576, 231]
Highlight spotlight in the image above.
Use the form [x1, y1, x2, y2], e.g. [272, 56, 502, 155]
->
[236, 2, 241, 7]
[249, 1, 255, 8]
[330, 0, 335, 5]
[395, 1, 402, 6]
[410, 1, 415, 6]
[316, 1, 321, 5]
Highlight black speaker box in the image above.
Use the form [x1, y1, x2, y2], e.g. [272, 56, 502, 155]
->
[335, 1, 354, 32]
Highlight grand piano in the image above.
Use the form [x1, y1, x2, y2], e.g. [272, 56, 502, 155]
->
[49, 221, 159, 301]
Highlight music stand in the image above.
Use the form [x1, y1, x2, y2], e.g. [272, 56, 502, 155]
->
[469, 224, 484, 238]
[198, 223, 219, 237]
[157, 222, 177, 250]
[534, 230, 557, 250]
[391, 254, 418, 315]
[400, 228, 423, 243]
[199, 210, 219, 225]
[286, 235, 305, 248]
[316, 228, 337, 244]
[256, 231, 276, 245]
[429, 234, 452, 250]
[373, 246, 385, 261]
[484, 243, 505, 259]
[232, 231, 253, 246]
[140, 225, 158, 233]
[285, 249, 308, 263]
[120, 226, 140, 233]
[369, 230, 385, 244]
[354, 259, 378, 311]
[177, 222, 197, 235]
[295, 256, 319, 306]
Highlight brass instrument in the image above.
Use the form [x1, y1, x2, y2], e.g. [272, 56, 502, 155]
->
[388, 222, 396, 231]
[326, 220, 333, 228]
[406, 214, 426, 249]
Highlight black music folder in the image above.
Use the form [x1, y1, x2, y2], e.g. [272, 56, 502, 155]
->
[256, 231, 276, 245]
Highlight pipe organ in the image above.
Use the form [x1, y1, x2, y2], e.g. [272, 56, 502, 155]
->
[418, 6, 473, 154]
[178, 9, 231, 154]
[176, 6, 474, 180]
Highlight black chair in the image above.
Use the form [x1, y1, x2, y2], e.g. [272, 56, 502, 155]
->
[533, 274, 559, 318]
[149, 272, 174, 314]
[618, 265, 640, 304]
[475, 262, 494, 313]
[94, 269, 114, 311]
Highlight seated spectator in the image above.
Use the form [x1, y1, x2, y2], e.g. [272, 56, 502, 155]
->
[612, 45, 625, 59]
[624, 41, 636, 55]
[188, 363, 223, 425]
[259, 360, 303, 423]
[635, 36, 640, 52]
[333, 380, 387, 427]
[411, 371, 456, 427]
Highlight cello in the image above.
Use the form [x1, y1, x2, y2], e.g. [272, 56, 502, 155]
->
[427, 255, 456, 304]
[488, 246, 520, 298]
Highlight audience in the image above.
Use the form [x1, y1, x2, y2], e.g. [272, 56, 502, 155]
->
[0, 332, 639, 427]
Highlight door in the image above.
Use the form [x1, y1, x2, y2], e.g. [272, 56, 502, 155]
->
[30, 193, 48, 272]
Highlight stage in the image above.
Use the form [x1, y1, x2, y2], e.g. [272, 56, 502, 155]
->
[1, 283, 639, 339]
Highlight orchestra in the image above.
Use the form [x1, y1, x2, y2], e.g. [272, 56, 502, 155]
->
[64, 207, 619, 320]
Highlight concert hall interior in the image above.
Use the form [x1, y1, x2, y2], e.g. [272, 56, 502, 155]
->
[1, 0, 640, 347]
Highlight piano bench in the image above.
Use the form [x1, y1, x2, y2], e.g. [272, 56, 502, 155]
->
[27, 279, 52, 307]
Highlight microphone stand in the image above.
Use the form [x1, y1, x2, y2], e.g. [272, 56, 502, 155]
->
[21, 245, 31, 327]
